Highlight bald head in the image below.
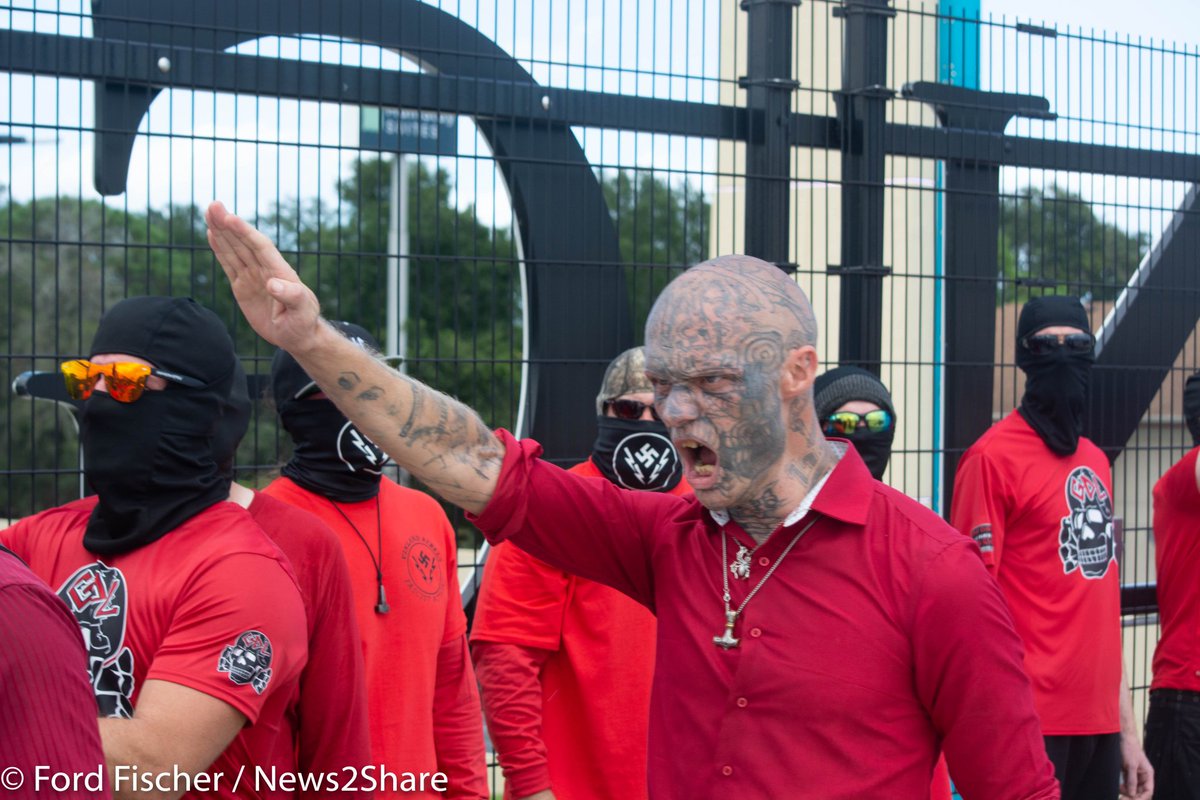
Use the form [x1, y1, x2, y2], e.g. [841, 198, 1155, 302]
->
[646, 255, 818, 356]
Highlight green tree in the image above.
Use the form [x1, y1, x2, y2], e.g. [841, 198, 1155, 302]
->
[998, 184, 1149, 304]
[601, 169, 711, 337]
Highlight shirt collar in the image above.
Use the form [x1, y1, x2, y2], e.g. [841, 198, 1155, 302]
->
[708, 441, 860, 528]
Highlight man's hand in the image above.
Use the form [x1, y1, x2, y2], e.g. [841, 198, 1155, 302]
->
[1118, 663, 1153, 800]
[1119, 731, 1153, 800]
[205, 202, 324, 354]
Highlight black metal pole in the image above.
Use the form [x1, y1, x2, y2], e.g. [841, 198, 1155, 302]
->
[902, 81, 1052, 513]
[833, 0, 894, 373]
[741, 0, 800, 268]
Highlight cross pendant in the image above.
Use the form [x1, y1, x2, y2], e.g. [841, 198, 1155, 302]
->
[712, 609, 740, 649]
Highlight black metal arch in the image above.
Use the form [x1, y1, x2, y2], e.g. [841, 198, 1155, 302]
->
[91, 0, 630, 460]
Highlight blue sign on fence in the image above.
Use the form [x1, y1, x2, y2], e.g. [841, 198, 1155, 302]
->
[360, 108, 457, 154]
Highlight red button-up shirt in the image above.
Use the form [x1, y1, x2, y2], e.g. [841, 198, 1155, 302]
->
[472, 431, 1058, 800]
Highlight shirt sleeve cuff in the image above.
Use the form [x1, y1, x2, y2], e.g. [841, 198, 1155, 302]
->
[467, 429, 543, 544]
[505, 764, 553, 800]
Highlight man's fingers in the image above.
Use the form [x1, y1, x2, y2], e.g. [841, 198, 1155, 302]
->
[207, 227, 249, 278]
[207, 204, 303, 285]
[267, 277, 309, 310]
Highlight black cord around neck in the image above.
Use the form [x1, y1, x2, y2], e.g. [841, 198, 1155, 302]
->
[327, 496, 389, 614]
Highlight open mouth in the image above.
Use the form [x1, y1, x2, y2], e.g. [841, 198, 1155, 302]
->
[676, 438, 719, 482]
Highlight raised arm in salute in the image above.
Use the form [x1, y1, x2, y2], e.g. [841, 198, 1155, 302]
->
[206, 201, 504, 514]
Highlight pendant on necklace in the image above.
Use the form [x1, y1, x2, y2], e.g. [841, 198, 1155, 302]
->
[730, 544, 752, 580]
[713, 609, 741, 649]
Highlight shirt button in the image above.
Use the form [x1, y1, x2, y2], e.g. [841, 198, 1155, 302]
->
[750, 627, 763, 638]
[722, 766, 733, 777]
[736, 697, 748, 708]
[758, 556, 770, 567]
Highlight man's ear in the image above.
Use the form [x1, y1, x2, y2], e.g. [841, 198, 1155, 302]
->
[780, 346, 819, 399]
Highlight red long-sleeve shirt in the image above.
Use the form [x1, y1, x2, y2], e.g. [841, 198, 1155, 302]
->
[246, 493, 373, 794]
[0, 548, 109, 800]
[470, 430, 1059, 800]
[264, 476, 487, 800]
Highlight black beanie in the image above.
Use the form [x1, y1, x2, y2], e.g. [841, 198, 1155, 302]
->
[813, 366, 895, 421]
[1184, 372, 1200, 446]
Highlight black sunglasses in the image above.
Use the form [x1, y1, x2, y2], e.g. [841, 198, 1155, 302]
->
[1021, 332, 1095, 356]
[606, 398, 661, 421]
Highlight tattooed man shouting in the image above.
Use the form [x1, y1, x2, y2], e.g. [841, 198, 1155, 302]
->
[207, 202, 1059, 800]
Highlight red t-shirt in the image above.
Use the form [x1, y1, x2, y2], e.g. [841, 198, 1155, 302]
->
[263, 476, 487, 800]
[246, 492, 372, 789]
[470, 430, 1058, 800]
[951, 410, 1121, 735]
[1, 498, 307, 800]
[1151, 446, 1200, 692]
[471, 458, 690, 800]
[0, 549, 109, 799]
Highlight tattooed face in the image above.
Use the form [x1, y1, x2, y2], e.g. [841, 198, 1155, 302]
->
[644, 256, 817, 512]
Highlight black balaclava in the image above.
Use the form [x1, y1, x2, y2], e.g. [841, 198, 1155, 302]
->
[273, 321, 391, 503]
[813, 365, 896, 480]
[212, 359, 253, 478]
[1183, 372, 1200, 447]
[591, 346, 682, 492]
[81, 296, 247, 555]
[1016, 295, 1094, 456]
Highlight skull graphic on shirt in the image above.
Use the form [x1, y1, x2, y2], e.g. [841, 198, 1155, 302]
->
[217, 630, 274, 694]
[1058, 466, 1115, 579]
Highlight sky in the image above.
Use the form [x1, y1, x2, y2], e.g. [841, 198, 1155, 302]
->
[2, 0, 1198, 238]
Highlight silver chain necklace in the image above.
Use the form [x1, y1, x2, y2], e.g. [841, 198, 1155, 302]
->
[713, 516, 819, 649]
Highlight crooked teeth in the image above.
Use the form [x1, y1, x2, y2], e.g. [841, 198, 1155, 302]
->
[694, 464, 715, 476]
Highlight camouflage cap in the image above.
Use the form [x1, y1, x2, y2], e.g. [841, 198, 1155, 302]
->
[596, 346, 653, 415]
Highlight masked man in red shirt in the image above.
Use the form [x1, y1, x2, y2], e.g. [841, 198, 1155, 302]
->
[951, 295, 1152, 800]
[472, 347, 690, 800]
[1145, 371, 1200, 800]
[208, 202, 1060, 800]
[2, 296, 307, 800]
[263, 321, 487, 800]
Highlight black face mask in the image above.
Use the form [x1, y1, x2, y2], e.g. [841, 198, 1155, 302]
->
[78, 296, 246, 556]
[591, 416, 682, 492]
[1018, 349, 1093, 457]
[82, 390, 232, 555]
[844, 428, 893, 481]
[279, 398, 390, 502]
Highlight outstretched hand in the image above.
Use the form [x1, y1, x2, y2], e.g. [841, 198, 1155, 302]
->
[205, 202, 324, 353]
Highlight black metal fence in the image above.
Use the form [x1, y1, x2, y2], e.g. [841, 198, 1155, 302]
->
[4, 0, 1199, 787]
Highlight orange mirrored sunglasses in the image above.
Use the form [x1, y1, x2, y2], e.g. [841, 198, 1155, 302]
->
[60, 359, 205, 403]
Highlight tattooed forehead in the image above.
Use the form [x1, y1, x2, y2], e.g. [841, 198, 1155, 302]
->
[643, 341, 742, 378]
[645, 256, 818, 355]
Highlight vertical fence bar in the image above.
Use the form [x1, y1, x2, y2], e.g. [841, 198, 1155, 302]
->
[741, 0, 799, 268]
[832, 0, 895, 372]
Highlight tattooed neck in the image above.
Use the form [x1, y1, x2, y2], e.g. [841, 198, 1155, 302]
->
[731, 440, 839, 545]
